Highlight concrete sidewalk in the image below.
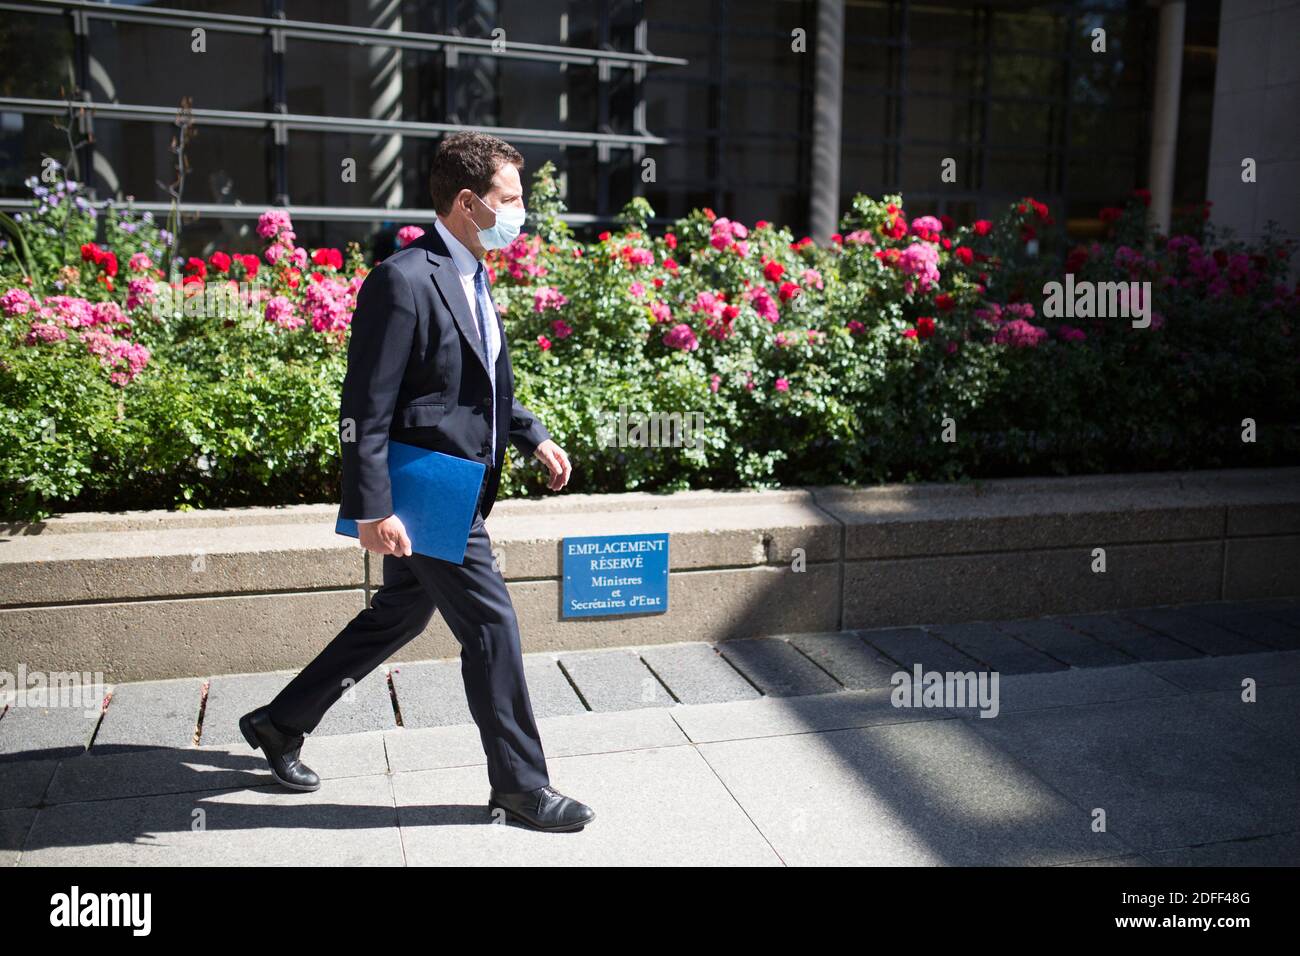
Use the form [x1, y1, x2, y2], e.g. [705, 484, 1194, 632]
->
[2, 598, 1298, 865]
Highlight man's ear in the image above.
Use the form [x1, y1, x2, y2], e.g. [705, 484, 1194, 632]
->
[462, 189, 492, 228]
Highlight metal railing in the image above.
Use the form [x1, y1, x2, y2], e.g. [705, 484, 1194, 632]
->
[0, 0, 686, 226]
[0, 96, 672, 149]
[3, 0, 688, 69]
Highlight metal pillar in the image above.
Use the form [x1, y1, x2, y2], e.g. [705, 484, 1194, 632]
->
[1146, 0, 1185, 236]
[809, 0, 844, 241]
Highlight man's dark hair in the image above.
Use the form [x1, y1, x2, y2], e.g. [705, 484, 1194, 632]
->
[429, 132, 525, 215]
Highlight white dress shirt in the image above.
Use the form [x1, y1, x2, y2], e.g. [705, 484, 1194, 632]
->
[358, 217, 499, 525]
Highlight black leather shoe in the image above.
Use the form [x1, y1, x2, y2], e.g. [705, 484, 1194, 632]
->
[238, 705, 320, 792]
[488, 785, 595, 831]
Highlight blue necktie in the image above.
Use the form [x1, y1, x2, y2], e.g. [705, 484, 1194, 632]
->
[473, 262, 498, 460]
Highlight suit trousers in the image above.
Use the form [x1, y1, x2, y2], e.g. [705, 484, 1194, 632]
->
[266, 491, 550, 794]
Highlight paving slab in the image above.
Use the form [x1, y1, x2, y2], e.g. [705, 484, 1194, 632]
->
[388, 659, 475, 728]
[860, 626, 984, 672]
[557, 649, 674, 711]
[996, 618, 1135, 668]
[1051, 612, 1202, 661]
[391, 657, 584, 728]
[1143, 830, 1300, 866]
[1179, 602, 1300, 651]
[787, 632, 905, 690]
[18, 773, 404, 866]
[199, 671, 293, 746]
[383, 707, 689, 775]
[1121, 607, 1271, 657]
[391, 745, 781, 865]
[0, 685, 106, 760]
[713, 638, 844, 696]
[1139, 650, 1300, 693]
[519, 657, 589, 718]
[92, 678, 203, 754]
[46, 731, 390, 806]
[0, 808, 35, 866]
[637, 642, 761, 704]
[696, 719, 1131, 865]
[201, 669, 394, 745]
[310, 668, 396, 737]
[1060, 854, 1151, 867]
[944, 663, 1185, 718]
[0, 758, 59, 810]
[1255, 599, 1300, 630]
[964, 693, 1298, 854]
[926, 622, 1065, 673]
[1196, 687, 1300, 741]
[670, 687, 953, 744]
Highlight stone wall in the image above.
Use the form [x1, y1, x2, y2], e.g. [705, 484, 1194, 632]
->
[2, 467, 1297, 681]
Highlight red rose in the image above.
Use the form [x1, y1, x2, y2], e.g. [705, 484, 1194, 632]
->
[830, 233, 843, 245]
[664, 233, 677, 249]
[209, 251, 232, 273]
[972, 220, 992, 236]
[312, 248, 343, 269]
[763, 260, 785, 282]
[953, 247, 974, 265]
[939, 215, 954, 232]
[239, 254, 260, 277]
[185, 257, 207, 277]
[101, 252, 118, 277]
[934, 294, 954, 311]
[702, 208, 716, 222]
[916, 316, 936, 339]
[778, 281, 800, 302]
[598, 231, 611, 242]
[80, 242, 98, 262]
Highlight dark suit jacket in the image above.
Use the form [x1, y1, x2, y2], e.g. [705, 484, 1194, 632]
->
[337, 225, 551, 523]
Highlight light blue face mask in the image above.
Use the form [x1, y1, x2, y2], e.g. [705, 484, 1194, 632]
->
[473, 193, 526, 249]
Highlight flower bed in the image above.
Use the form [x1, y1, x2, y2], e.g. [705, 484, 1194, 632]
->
[1, 163, 1296, 520]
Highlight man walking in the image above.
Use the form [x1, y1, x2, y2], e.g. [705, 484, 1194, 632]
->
[239, 132, 594, 833]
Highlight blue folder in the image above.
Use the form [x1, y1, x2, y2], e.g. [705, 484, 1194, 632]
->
[335, 440, 487, 564]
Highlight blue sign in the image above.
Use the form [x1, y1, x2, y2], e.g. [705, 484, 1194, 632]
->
[562, 533, 669, 617]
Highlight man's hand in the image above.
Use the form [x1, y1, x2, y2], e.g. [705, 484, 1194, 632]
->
[533, 439, 571, 491]
[358, 514, 412, 557]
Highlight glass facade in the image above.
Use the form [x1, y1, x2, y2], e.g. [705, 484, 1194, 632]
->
[0, 0, 1219, 255]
